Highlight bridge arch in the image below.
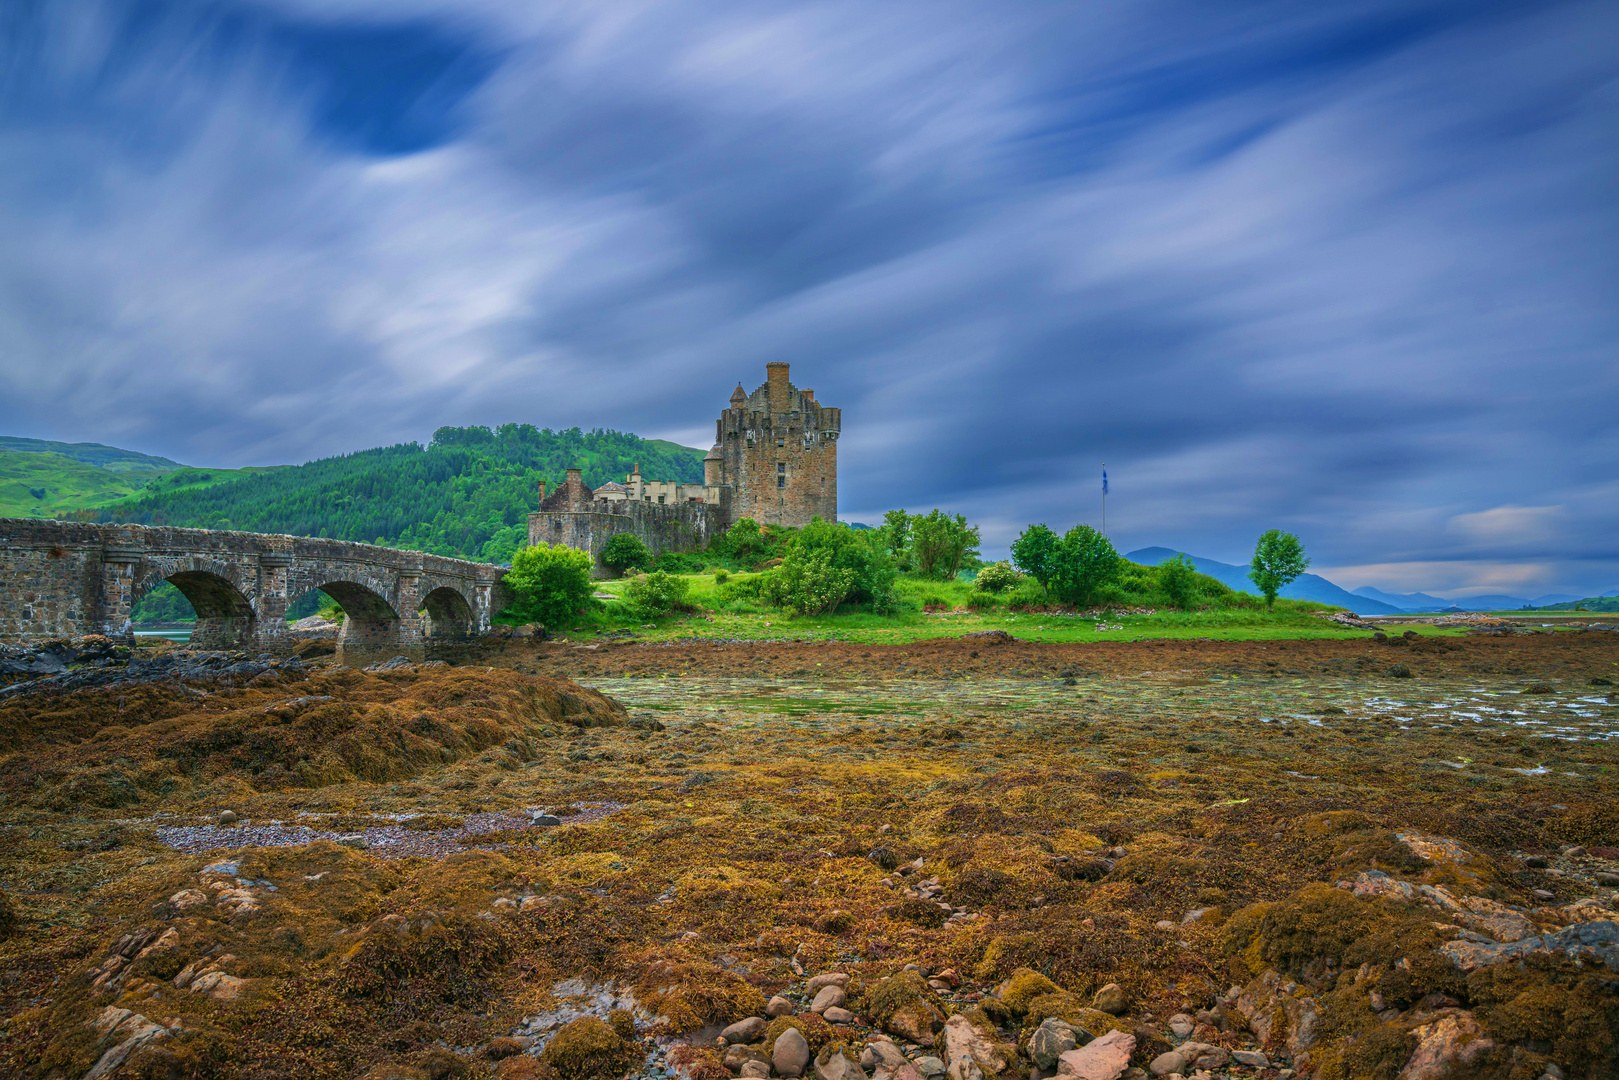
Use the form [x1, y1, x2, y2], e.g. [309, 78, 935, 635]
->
[132, 558, 257, 649]
[420, 586, 475, 640]
[311, 579, 403, 656]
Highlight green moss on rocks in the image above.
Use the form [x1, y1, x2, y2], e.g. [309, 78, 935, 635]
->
[1000, 968, 1061, 1013]
[863, 971, 946, 1028]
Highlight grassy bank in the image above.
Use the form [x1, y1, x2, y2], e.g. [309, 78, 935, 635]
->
[543, 572, 1425, 643]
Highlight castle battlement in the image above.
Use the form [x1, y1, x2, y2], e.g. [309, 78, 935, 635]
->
[527, 364, 839, 576]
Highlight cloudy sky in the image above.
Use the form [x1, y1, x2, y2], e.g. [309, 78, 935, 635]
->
[3, 0, 1616, 597]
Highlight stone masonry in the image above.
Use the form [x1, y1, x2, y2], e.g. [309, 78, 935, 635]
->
[0, 519, 510, 665]
[530, 363, 840, 574]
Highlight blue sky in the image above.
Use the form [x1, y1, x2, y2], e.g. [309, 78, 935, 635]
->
[2, 0, 1616, 598]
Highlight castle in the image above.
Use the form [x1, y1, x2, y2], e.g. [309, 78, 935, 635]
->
[528, 362, 840, 575]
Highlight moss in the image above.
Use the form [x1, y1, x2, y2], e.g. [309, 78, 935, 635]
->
[536, 1017, 637, 1080]
[863, 971, 946, 1028]
[1019, 995, 1127, 1039]
[1000, 968, 1061, 1013]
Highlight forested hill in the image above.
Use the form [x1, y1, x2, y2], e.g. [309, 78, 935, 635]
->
[80, 425, 705, 563]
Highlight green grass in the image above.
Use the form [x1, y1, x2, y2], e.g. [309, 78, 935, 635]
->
[548, 571, 1436, 644]
[0, 447, 277, 520]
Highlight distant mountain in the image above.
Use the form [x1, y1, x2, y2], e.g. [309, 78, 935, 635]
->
[0, 436, 181, 473]
[1125, 547, 1403, 614]
[1529, 593, 1584, 606]
[1449, 593, 1539, 611]
[1351, 586, 1453, 612]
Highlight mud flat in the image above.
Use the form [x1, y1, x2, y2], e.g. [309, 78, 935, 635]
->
[0, 633, 1615, 1080]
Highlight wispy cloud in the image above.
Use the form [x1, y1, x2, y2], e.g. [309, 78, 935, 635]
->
[1, 0, 1615, 596]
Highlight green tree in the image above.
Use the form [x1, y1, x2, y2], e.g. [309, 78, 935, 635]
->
[718, 517, 764, 559]
[765, 548, 857, 616]
[1010, 524, 1061, 598]
[909, 509, 980, 580]
[877, 509, 913, 570]
[600, 532, 652, 574]
[1157, 553, 1199, 609]
[773, 517, 897, 611]
[1248, 530, 1310, 609]
[502, 542, 595, 627]
[623, 571, 690, 618]
[1051, 525, 1120, 606]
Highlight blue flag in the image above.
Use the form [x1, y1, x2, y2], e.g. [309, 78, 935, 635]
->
[1102, 467, 1109, 496]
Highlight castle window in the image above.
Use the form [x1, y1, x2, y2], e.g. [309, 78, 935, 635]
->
[776, 438, 784, 448]
[658, 495, 665, 504]
[778, 474, 786, 488]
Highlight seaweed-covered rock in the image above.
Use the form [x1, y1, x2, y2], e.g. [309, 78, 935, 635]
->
[1398, 1012, 1494, 1080]
[941, 1013, 1008, 1080]
[814, 1043, 866, 1080]
[999, 968, 1061, 1013]
[863, 971, 946, 1043]
[536, 1016, 637, 1080]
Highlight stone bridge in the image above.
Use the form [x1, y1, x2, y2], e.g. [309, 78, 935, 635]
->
[0, 520, 511, 664]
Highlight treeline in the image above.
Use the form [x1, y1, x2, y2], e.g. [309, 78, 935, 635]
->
[81, 425, 704, 563]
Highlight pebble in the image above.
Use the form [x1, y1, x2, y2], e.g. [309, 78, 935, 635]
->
[914, 1057, 946, 1079]
[823, 1006, 857, 1024]
[1092, 983, 1128, 1015]
[805, 972, 851, 992]
[1166, 1015, 1194, 1038]
[767, 996, 794, 1017]
[217, 810, 238, 825]
[1230, 1050, 1268, 1068]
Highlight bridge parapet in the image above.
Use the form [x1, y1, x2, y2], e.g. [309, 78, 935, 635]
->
[0, 519, 509, 664]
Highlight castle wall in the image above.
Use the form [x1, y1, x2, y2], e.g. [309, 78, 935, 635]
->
[716, 363, 839, 527]
[527, 501, 723, 578]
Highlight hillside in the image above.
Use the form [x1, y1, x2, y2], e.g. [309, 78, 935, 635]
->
[1126, 546, 1404, 614]
[84, 424, 706, 563]
[0, 435, 181, 472]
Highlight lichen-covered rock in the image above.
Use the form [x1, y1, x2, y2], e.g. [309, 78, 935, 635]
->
[1234, 970, 1320, 1058]
[1397, 1012, 1493, 1080]
[941, 1013, 1008, 1080]
[814, 1043, 867, 1080]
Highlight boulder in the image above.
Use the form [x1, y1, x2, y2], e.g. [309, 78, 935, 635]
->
[768, 996, 794, 1017]
[1057, 1030, 1136, 1080]
[741, 1063, 772, 1079]
[724, 1018, 768, 1044]
[774, 1027, 812, 1078]
[824, 1007, 858, 1025]
[726, 1045, 771, 1073]
[815, 1044, 868, 1080]
[1234, 970, 1320, 1058]
[1398, 1013, 1494, 1080]
[862, 1040, 906, 1071]
[941, 1013, 1008, 1079]
[1027, 1018, 1079, 1070]
[812, 985, 848, 1013]
[806, 973, 851, 992]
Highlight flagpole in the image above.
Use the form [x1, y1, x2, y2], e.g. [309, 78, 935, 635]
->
[1102, 462, 1107, 539]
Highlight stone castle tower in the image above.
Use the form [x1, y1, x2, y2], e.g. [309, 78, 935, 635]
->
[706, 362, 840, 527]
[529, 362, 838, 576]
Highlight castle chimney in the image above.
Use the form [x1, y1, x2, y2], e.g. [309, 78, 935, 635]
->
[766, 362, 790, 410]
[538, 479, 546, 500]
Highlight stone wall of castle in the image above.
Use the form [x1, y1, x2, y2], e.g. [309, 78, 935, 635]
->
[527, 470, 724, 579]
[712, 361, 839, 527]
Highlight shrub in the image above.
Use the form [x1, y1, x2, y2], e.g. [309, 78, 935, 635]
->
[1050, 525, 1119, 606]
[1155, 554, 1198, 609]
[599, 533, 650, 574]
[965, 592, 1000, 611]
[655, 550, 706, 574]
[783, 517, 897, 610]
[713, 569, 729, 584]
[623, 571, 691, 618]
[502, 543, 596, 628]
[765, 548, 856, 616]
[974, 560, 1022, 593]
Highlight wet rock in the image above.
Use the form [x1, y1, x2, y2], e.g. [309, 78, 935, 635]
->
[913, 1058, 946, 1080]
[723, 1018, 768, 1044]
[811, 985, 847, 1013]
[740, 1063, 772, 1079]
[1027, 1018, 1079, 1070]
[861, 1040, 906, 1072]
[1230, 1050, 1268, 1068]
[823, 1007, 857, 1025]
[217, 810, 238, 825]
[1091, 984, 1128, 1016]
[768, 996, 794, 1017]
[1165, 1015, 1194, 1039]
[1057, 1030, 1135, 1080]
[774, 1027, 811, 1078]
[806, 972, 851, 992]
[1398, 1012, 1494, 1080]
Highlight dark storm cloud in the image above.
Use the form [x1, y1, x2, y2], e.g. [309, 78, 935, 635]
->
[1, 0, 1615, 596]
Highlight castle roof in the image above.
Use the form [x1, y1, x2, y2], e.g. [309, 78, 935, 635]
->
[596, 481, 627, 493]
[704, 444, 723, 460]
[730, 384, 747, 405]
